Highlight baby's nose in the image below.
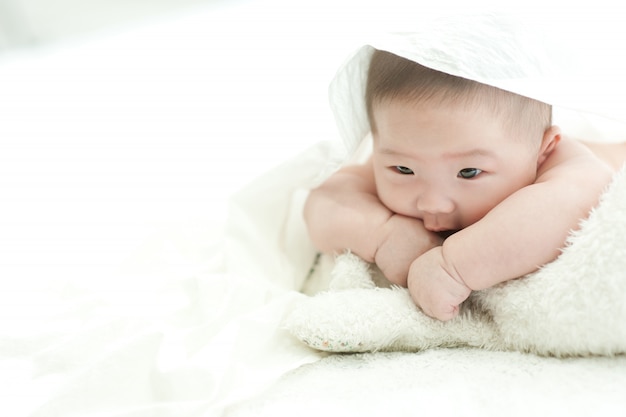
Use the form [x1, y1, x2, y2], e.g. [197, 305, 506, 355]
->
[416, 190, 454, 215]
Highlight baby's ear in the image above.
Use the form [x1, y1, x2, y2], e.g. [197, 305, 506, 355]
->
[537, 125, 562, 165]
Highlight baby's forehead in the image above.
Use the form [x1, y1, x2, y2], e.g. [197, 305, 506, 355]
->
[372, 97, 538, 150]
[374, 92, 512, 126]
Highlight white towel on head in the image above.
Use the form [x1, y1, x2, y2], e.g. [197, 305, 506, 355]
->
[328, 14, 626, 159]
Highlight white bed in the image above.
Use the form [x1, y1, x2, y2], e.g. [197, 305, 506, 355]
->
[2, 1, 626, 416]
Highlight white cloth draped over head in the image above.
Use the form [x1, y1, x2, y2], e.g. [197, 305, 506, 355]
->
[328, 14, 626, 160]
[227, 13, 626, 292]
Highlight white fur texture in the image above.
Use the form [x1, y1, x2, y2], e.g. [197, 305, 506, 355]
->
[285, 166, 626, 356]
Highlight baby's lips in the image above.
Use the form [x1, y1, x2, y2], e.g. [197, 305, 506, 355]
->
[423, 222, 454, 233]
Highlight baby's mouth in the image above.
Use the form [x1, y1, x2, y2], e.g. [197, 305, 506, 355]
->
[423, 221, 454, 233]
[420, 215, 459, 235]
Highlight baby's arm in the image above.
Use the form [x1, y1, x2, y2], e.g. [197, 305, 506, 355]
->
[409, 138, 614, 320]
[304, 158, 442, 286]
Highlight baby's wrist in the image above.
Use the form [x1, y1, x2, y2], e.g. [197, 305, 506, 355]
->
[437, 244, 472, 292]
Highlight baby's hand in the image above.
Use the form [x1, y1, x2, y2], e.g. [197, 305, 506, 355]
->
[407, 247, 471, 321]
[374, 214, 443, 286]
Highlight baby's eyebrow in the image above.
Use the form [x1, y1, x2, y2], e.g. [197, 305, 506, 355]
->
[443, 148, 497, 159]
[377, 147, 497, 159]
[377, 147, 403, 156]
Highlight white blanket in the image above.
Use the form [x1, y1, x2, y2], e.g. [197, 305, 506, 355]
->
[2, 2, 626, 417]
[226, 349, 626, 416]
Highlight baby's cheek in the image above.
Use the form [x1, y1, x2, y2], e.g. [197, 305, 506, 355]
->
[460, 205, 492, 228]
[377, 185, 402, 210]
[383, 193, 416, 217]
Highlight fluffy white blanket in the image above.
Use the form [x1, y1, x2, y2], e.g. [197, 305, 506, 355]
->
[286, 166, 626, 356]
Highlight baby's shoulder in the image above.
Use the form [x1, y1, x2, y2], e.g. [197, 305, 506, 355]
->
[537, 136, 613, 185]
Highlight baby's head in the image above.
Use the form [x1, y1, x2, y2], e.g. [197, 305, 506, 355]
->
[366, 49, 559, 232]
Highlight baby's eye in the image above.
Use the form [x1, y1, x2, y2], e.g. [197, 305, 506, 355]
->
[393, 166, 414, 175]
[458, 168, 482, 179]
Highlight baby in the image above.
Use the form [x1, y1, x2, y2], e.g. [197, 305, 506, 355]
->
[304, 49, 626, 321]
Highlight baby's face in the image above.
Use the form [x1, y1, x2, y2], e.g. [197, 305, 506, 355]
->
[372, 99, 541, 232]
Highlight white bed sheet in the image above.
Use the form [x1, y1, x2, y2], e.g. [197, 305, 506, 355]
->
[0, 2, 345, 414]
[2, 1, 626, 416]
